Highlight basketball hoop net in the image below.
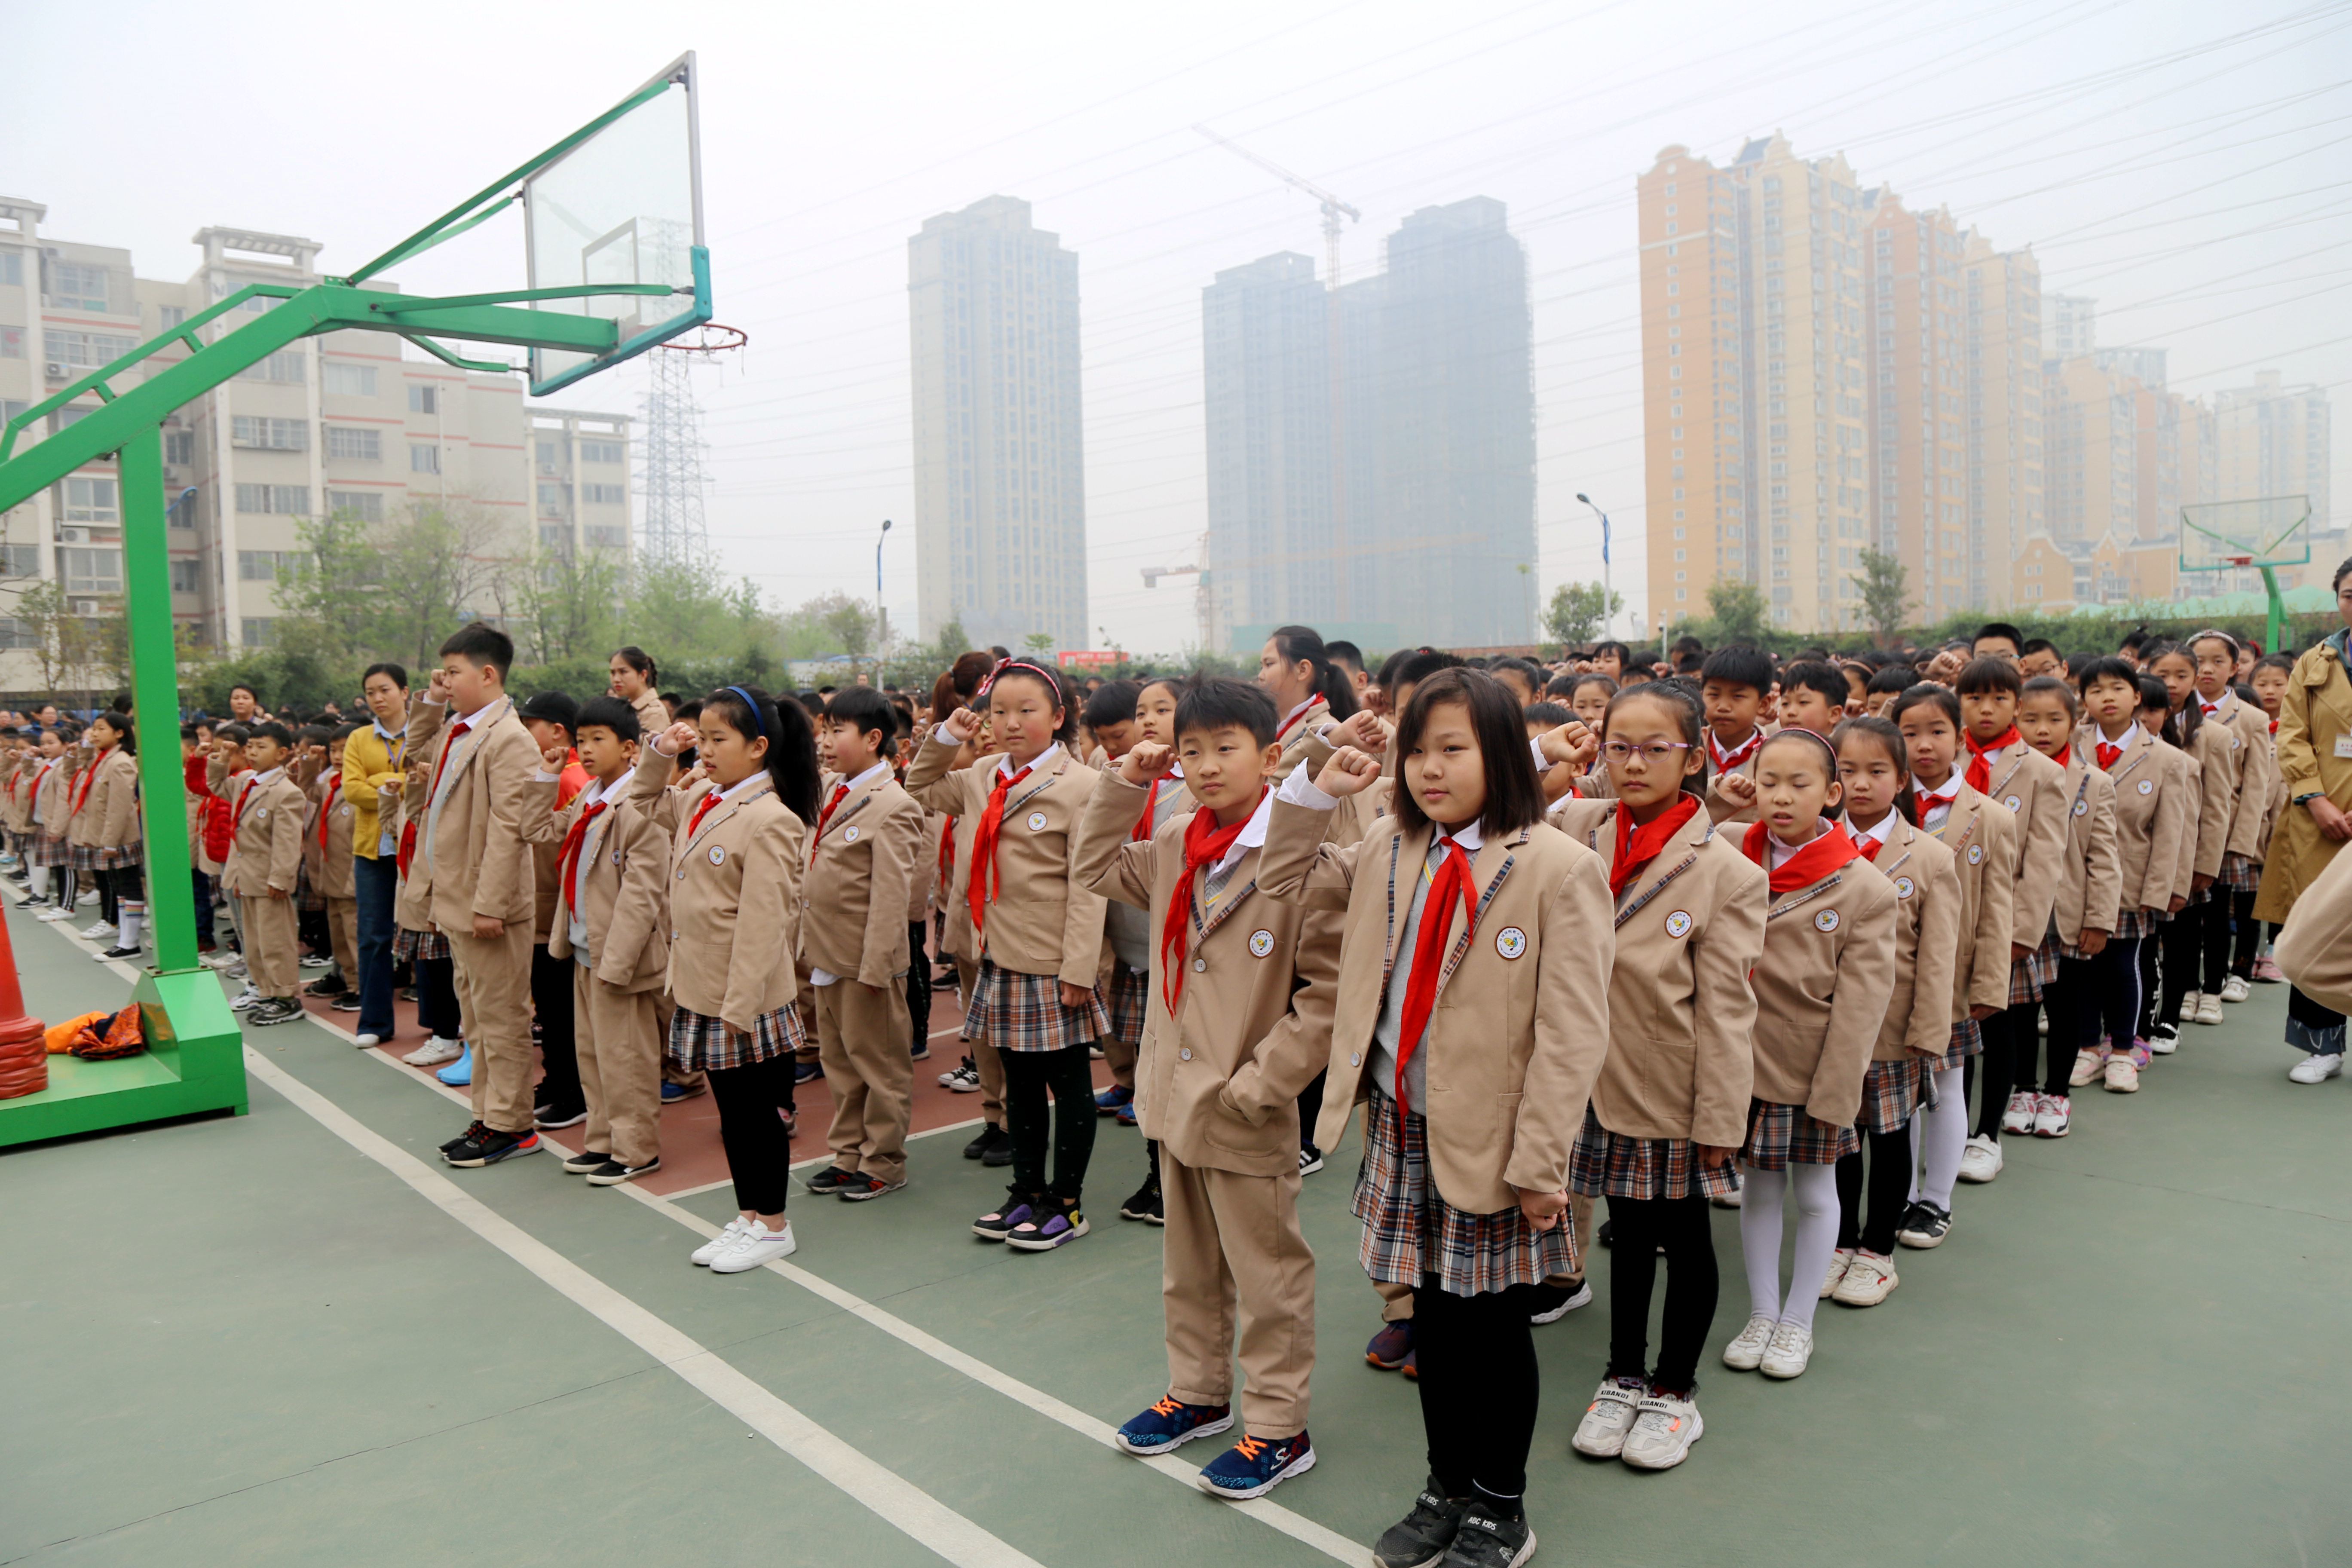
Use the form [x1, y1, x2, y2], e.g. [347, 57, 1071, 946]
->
[2225, 555, 2253, 568]
[652, 322, 746, 355]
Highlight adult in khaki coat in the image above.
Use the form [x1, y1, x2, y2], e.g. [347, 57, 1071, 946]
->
[2256, 565, 2352, 1076]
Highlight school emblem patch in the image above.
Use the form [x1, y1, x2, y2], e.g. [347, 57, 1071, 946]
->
[1968, 843, 1984, 864]
[842, 825, 860, 843]
[2138, 779, 2154, 795]
[1495, 925, 1527, 959]
[1814, 908, 1841, 933]
[1026, 810, 1047, 832]
[2004, 794, 2021, 812]
[1893, 875, 1915, 900]
[2073, 799, 2088, 816]
[1663, 910, 1693, 939]
[1248, 928, 1275, 958]
[708, 844, 726, 866]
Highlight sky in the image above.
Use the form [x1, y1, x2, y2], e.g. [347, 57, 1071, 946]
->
[5, 0, 2348, 654]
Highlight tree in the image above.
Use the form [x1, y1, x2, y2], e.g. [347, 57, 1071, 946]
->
[820, 596, 876, 664]
[1545, 580, 1623, 646]
[1706, 579, 1769, 647]
[12, 580, 73, 699]
[371, 502, 505, 669]
[514, 543, 622, 665]
[1021, 631, 1055, 656]
[1852, 548, 1911, 646]
[274, 507, 385, 667]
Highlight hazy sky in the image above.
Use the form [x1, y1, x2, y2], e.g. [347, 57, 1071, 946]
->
[6, 0, 2347, 652]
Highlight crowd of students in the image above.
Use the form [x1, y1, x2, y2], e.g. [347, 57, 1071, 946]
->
[6, 582, 2352, 1568]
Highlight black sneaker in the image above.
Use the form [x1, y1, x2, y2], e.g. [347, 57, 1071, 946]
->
[805, 1164, 861, 1195]
[972, 1189, 1041, 1242]
[1298, 1143, 1324, 1176]
[99, 945, 142, 960]
[396, 985, 419, 1003]
[249, 997, 304, 1026]
[330, 993, 364, 1013]
[1895, 1199, 1953, 1250]
[302, 974, 347, 997]
[585, 1157, 660, 1187]
[837, 1172, 905, 1201]
[1119, 1176, 1161, 1222]
[560, 1148, 610, 1174]
[444, 1127, 542, 1167]
[1374, 1481, 1470, 1568]
[964, 1124, 1011, 1165]
[441, 1120, 488, 1155]
[534, 1103, 588, 1131]
[1597, 1218, 1613, 1248]
[1442, 1506, 1533, 1568]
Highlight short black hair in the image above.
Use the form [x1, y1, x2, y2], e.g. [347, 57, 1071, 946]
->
[1392, 668, 1548, 839]
[230, 682, 260, 701]
[363, 661, 409, 691]
[1890, 683, 1961, 730]
[1174, 677, 1279, 748]
[1567, 672, 1620, 704]
[1592, 640, 1633, 668]
[179, 723, 201, 742]
[574, 695, 641, 744]
[439, 621, 514, 678]
[1779, 660, 1848, 711]
[297, 723, 334, 746]
[1698, 645, 1772, 694]
[217, 722, 251, 744]
[249, 720, 293, 747]
[2019, 638, 2060, 660]
[2118, 625, 2153, 653]
[1543, 671, 1578, 699]
[824, 686, 898, 748]
[1522, 701, 1571, 727]
[1831, 715, 1917, 825]
[2255, 652, 2296, 677]
[2019, 675, 2077, 720]
[1972, 622, 2025, 653]
[518, 689, 580, 738]
[2075, 656, 2140, 694]
[2188, 628, 2243, 660]
[1393, 648, 1465, 691]
[1325, 639, 1365, 676]
[1081, 678, 1142, 731]
[1954, 656, 2022, 698]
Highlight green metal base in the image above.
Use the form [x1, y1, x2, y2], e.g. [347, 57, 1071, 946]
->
[0, 969, 245, 1148]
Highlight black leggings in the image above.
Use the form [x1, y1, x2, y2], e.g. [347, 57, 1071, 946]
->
[1413, 1277, 1539, 1500]
[1000, 1043, 1097, 1204]
[905, 923, 931, 1050]
[2160, 900, 2203, 1023]
[414, 953, 462, 1039]
[2227, 888, 2260, 980]
[50, 865, 77, 911]
[1834, 1124, 1914, 1255]
[102, 864, 143, 927]
[1971, 1000, 2037, 1141]
[709, 1054, 798, 1215]
[1604, 1193, 1718, 1393]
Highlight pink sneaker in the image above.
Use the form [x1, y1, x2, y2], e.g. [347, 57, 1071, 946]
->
[2127, 1040, 2153, 1069]
[2253, 956, 2285, 983]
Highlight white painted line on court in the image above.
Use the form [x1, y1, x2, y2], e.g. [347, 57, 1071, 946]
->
[239, 1046, 1043, 1568]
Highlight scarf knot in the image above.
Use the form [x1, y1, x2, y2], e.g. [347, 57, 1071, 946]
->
[1741, 819, 1862, 894]
[1610, 795, 1698, 899]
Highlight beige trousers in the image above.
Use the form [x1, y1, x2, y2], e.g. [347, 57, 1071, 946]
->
[573, 964, 663, 1168]
[450, 920, 536, 1135]
[815, 977, 914, 1183]
[243, 891, 300, 999]
[326, 895, 358, 983]
[1160, 1148, 1317, 1439]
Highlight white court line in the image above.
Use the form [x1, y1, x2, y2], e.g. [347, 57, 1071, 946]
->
[237, 1047, 1041, 1568]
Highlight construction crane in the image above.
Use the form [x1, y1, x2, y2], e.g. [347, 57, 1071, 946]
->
[1141, 532, 1218, 654]
[1194, 124, 1361, 289]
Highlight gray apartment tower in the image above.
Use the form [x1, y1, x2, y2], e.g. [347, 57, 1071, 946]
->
[1203, 197, 1537, 652]
[910, 196, 1087, 651]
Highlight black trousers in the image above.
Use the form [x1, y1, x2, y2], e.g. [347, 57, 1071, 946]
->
[2226, 888, 2261, 980]
[192, 870, 215, 949]
[1971, 1000, 2038, 1141]
[2160, 901, 2202, 1023]
[1834, 1126, 1914, 1255]
[415, 954, 462, 1040]
[999, 1043, 1097, 1203]
[1414, 1277, 1539, 1500]
[905, 922, 931, 1050]
[531, 943, 581, 1113]
[2199, 889, 2237, 992]
[2038, 956, 2096, 1095]
[1604, 1192, 1718, 1393]
[1296, 1069, 1327, 1154]
[709, 1054, 797, 1215]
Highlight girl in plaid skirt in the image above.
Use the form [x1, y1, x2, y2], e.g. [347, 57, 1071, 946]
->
[67, 713, 145, 952]
[2147, 643, 2236, 1042]
[2007, 678, 2119, 1132]
[19, 730, 77, 919]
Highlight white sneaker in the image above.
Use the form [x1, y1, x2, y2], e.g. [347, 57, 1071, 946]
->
[1759, 1320, 1814, 1379]
[402, 1036, 463, 1067]
[2177, 989, 2201, 1023]
[2033, 1093, 2072, 1138]
[710, 1218, 796, 1273]
[1721, 1313, 1776, 1371]
[1529, 1278, 1592, 1323]
[2037, 1011, 2049, 1035]
[228, 988, 263, 1011]
[1999, 1090, 2038, 1135]
[34, 907, 72, 922]
[1957, 1134, 2003, 1184]
[2288, 1054, 2345, 1085]
[2196, 994, 2224, 1026]
[355, 1033, 384, 1049]
[690, 1217, 751, 1266]
[79, 921, 115, 940]
[944, 1063, 981, 1093]
[1570, 1376, 1647, 1458]
[2220, 975, 2251, 1004]
[2104, 1055, 2140, 1093]
[1820, 1247, 1855, 1299]
[2146, 1025, 2178, 1056]
[201, 950, 242, 971]
[1831, 1250, 1898, 1306]
[1620, 1390, 1704, 1470]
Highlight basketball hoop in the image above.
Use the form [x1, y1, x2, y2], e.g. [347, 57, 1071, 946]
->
[2224, 555, 2254, 568]
[653, 323, 746, 355]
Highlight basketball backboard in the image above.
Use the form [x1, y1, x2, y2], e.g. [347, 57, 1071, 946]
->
[2180, 495, 2311, 573]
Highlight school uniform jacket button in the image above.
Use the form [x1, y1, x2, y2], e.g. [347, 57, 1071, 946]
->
[1192, 958, 1206, 973]
[1179, 1048, 1191, 1061]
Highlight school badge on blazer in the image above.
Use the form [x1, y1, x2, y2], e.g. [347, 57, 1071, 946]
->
[1026, 810, 1047, 831]
[1494, 926, 1526, 959]
[1893, 875, 1915, 899]
[1814, 908, 1840, 932]
[1968, 843, 1984, 864]
[708, 845, 726, 865]
[1248, 928, 1274, 957]
[1663, 910, 1693, 938]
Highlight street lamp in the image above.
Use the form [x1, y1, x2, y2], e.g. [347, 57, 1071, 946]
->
[1575, 493, 1613, 641]
[875, 518, 893, 662]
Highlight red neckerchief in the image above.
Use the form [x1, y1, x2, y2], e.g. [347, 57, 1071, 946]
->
[2270, 718, 2280, 735]
[1610, 795, 1698, 899]
[2095, 735, 2125, 772]
[938, 816, 956, 887]
[2048, 744, 2071, 770]
[70, 748, 108, 816]
[1706, 726, 1764, 773]
[233, 774, 264, 829]
[1845, 815, 1888, 862]
[316, 771, 340, 848]
[558, 796, 609, 913]
[809, 782, 851, 865]
[1132, 777, 1161, 842]
[965, 760, 1037, 934]
[1158, 790, 1266, 1018]
[428, 716, 473, 802]
[1741, 819, 1862, 895]
[1393, 833, 1479, 1116]
[1275, 701, 1319, 744]
[686, 784, 729, 841]
[1963, 727, 2019, 795]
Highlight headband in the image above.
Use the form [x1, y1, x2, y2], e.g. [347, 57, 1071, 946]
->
[723, 686, 772, 743]
[1761, 726, 1841, 775]
[972, 658, 1062, 701]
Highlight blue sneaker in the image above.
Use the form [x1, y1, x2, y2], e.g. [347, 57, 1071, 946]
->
[436, 1045, 472, 1087]
[1115, 1099, 1138, 1129]
[660, 1078, 707, 1104]
[793, 1059, 824, 1085]
[1197, 1431, 1315, 1500]
[1115, 1394, 1233, 1455]
[1094, 1083, 1133, 1115]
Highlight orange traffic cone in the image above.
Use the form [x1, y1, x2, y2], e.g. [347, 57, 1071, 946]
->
[0, 910, 49, 1099]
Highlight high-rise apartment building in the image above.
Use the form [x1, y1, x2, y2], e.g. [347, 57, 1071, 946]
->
[2213, 370, 2332, 539]
[2043, 356, 2140, 546]
[1201, 199, 1535, 651]
[2047, 294, 2097, 359]
[908, 195, 1086, 651]
[0, 198, 630, 687]
[1962, 235, 2044, 609]
[1865, 187, 1972, 619]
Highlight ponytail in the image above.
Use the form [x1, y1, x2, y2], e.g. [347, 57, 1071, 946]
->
[1269, 624, 1358, 722]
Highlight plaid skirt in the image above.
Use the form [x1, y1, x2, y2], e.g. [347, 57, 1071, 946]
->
[1568, 1106, 1740, 1201]
[961, 959, 1112, 1054]
[1857, 1057, 1929, 1134]
[1740, 1098, 1860, 1169]
[1938, 1017, 1983, 1072]
[2218, 852, 2260, 893]
[392, 926, 450, 963]
[70, 839, 140, 871]
[668, 1001, 809, 1073]
[1356, 1087, 1577, 1298]
[2106, 907, 2153, 942]
[2008, 937, 2062, 1006]
[1106, 961, 1149, 1050]
[28, 833, 72, 869]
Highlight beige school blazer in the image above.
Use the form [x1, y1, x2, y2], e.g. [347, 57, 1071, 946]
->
[1975, 740, 2069, 950]
[1932, 784, 2016, 1020]
[2275, 824, 2352, 1014]
[1860, 818, 1960, 1064]
[799, 772, 925, 989]
[2184, 719, 2234, 881]
[1747, 851, 1899, 1128]
[520, 775, 672, 992]
[1073, 775, 1343, 1177]
[303, 770, 358, 900]
[1549, 798, 1765, 1148]
[222, 772, 308, 898]
[2049, 755, 2122, 946]
[405, 698, 539, 929]
[69, 746, 139, 851]
[2083, 727, 2190, 916]
[1259, 796, 1615, 1215]
[2208, 689, 2280, 864]
[629, 752, 805, 1032]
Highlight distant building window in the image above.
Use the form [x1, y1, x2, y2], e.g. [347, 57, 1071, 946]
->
[326, 490, 383, 523]
[59, 547, 122, 594]
[537, 439, 566, 467]
[232, 415, 308, 451]
[579, 438, 625, 464]
[584, 525, 627, 550]
[409, 385, 438, 414]
[582, 483, 626, 505]
[0, 253, 21, 288]
[409, 444, 440, 475]
[236, 352, 304, 383]
[234, 483, 309, 515]
[538, 483, 567, 509]
[0, 326, 21, 358]
[169, 557, 201, 593]
[539, 524, 572, 548]
[158, 306, 187, 328]
[239, 549, 302, 581]
[164, 430, 195, 466]
[241, 617, 275, 648]
[47, 260, 110, 312]
[0, 544, 38, 577]
[60, 477, 117, 522]
[323, 361, 377, 398]
[0, 615, 37, 649]
[46, 330, 137, 368]
[326, 426, 380, 461]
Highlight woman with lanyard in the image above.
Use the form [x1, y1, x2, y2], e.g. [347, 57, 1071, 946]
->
[2254, 558, 2352, 1082]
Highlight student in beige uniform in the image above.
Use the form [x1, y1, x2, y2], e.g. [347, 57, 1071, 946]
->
[222, 722, 310, 1027]
[609, 643, 705, 1104]
[1076, 679, 1341, 1502]
[800, 687, 925, 1203]
[635, 687, 822, 1271]
[1714, 729, 1897, 1383]
[68, 713, 143, 952]
[296, 727, 361, 1002]
[522, 696, 672, 1186]
[1825, 717, 1958, 1307]
[24, 729, 76, 919]
[1697, 645, 1774, 823]
[2147, 641, 2236, 1037]
[408, 623, 544, 1170]
[2190, 630, 2279, 1007]
[1256, 624, 1358, 778]
[1259, 668, 1614, 1565]
[1548, 683, 1765, 1470]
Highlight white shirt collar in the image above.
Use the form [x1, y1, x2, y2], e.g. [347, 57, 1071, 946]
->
[1001, 741, 1061, 779]
[1436, 817, 1485, 853]
[1914, 772, 1962, 805]
[1210, 787, 1278, 878]
[710, 770, 764, 802]
[374, 716, 403, 741]
[1844, 810, 1897, 848]
[1283, 697, 1315, 727]
[843, 760, 892, 793]
[249, 766, 284, 789]
[582, 766, 635, 807]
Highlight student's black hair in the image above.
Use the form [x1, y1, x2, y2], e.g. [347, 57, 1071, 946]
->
[297, 723, 334, 747]
[612, 645, 659, 685]
[2333, 554, 2352, 594]
[1174, 677, 1280, 749]
[1393, 648, 1466, 691]
[439, 620, 515, 679]
[230, 682, 260, 701]
[1954, 656, 2023, 698]
[179, 723, 201, 742]
[824, 685, 898, 751]
[1375, 647, 1413, 691]
[2254, 652, 2296, 677]
[249, 720, 293, 748]
[2020, 637, 2061, 661]
[217, 722, 251, 745]
[363, 660, 410, 692]
[701, 685, 821, 824]
[2188, 627, 2242, 661]
[1698, 645, 1772, 694]
[2118, 625, 2153, 654]
[1865, 663, 1919, 696]
[1591, 640, 1633, 670]
[1602, 680, 1710, 799]
[332, 722, 365, 744]
[1522, 701, 1571, 728]
[1972, 622, 2025, 654]
[1567, 672, 1620, 704]
[88, 709, 136, 754]
[2065, 651, 2096, 680]
[980, 660, 1081, 745]
[2019, 675, 2079, 721]
[1831, 715, 1919, 826]
[1136, 672, 1187, 704]
[1542, 671, 1579, 699]
[1780, 660, 1849, 713]
[574, 694, 642, 744]
[1268, 624, 1360, 721]
[2136, 673, 2185, 748]
[1488, 657, 1544, 696]
[1325, 639, 1366, 676]
[1391, 668, 1547, 839]
[1670, 634, 1707, 657]
[2140, 640, 2205, 747]
[1758, 726, 1843, 796]
[1890, 682, 1962, 731]
[2075, 655, 2139, 695]
[1081, 678, 1142, 732]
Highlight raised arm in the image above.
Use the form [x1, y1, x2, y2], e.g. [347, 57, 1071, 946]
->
[1255, 753, 1374, 911]
[1070, 765, 1162, 913]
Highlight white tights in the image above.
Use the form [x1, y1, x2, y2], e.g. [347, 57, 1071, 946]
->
[1739, 1162, 1841, 1334]
[1908, 1065, 1966, 1211]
